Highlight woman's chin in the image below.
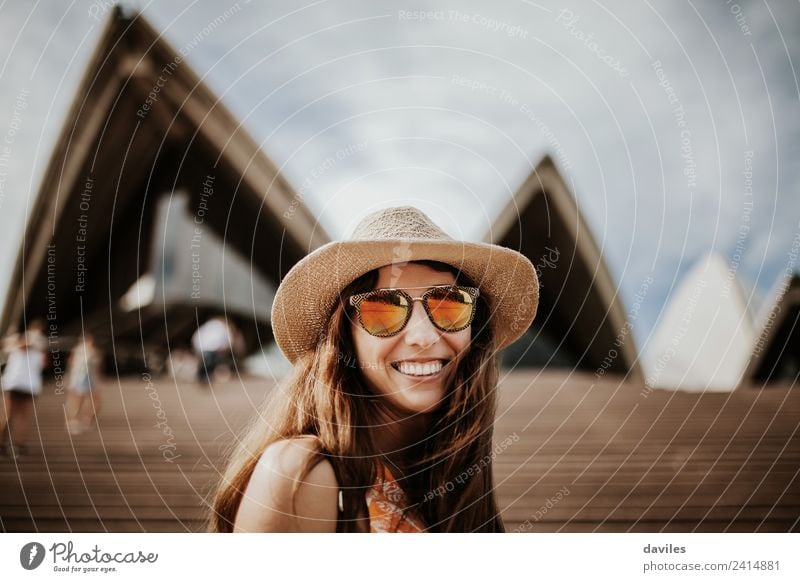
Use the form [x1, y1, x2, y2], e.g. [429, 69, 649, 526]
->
[390, 386, 446, 415]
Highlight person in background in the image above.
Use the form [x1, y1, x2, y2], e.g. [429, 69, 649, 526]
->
[0, 320, 47, 458]
[191, 316, 233, 382]
[215, 319, 246, 381]
[65, 333, 103, 435]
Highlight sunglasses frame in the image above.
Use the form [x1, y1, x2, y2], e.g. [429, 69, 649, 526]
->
[348, 284, 480, 337]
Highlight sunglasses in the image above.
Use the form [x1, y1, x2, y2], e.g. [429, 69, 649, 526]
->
[349, 285, 480, 337]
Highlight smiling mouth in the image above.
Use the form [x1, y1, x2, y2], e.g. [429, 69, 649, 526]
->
[390, 359, 449, 377]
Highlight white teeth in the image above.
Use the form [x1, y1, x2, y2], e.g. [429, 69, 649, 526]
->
[396, 360, 443, 376]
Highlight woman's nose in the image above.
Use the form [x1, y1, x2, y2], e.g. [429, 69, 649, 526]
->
[403, 301, 439, 347]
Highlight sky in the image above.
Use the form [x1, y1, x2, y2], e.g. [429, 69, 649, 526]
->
[0, 0, 798, 365]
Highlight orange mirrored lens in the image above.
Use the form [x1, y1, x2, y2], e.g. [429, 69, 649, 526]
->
[426, 288, 474, 330]
[358, 293, 410, 336]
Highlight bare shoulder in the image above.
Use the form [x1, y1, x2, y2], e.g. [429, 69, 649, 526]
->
[233, 436, 339, 532]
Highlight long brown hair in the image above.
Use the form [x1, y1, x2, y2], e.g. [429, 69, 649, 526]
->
[210, 260, 503, 532]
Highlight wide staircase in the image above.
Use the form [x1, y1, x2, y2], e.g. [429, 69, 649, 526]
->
[1, 370, 797, 532]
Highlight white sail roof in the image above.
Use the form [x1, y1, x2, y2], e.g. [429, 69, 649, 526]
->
[644, 252, 755, 391]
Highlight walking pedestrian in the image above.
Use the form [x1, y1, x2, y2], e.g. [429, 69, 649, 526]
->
[0, 320, 47, 458]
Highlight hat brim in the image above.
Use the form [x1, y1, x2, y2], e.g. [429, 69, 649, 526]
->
[271, 239, 539, 363]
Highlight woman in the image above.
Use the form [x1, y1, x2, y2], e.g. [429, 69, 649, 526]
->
[66, 333, 103, 435]
[211, 206, 538, 532]
[0, 320, 47, 458]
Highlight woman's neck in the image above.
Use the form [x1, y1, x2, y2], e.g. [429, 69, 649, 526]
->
[369, 403, 431, 473]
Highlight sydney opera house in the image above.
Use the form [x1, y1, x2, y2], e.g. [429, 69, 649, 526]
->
[0, 7, 797, 533]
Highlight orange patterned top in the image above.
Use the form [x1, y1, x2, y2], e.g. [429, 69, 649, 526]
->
[365, 463, 427, 533]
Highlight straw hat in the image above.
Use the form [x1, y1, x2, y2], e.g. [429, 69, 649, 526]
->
[271, 206, 539, 363]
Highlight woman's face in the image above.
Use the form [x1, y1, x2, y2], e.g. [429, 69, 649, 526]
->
[350, 263, 472, 416]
